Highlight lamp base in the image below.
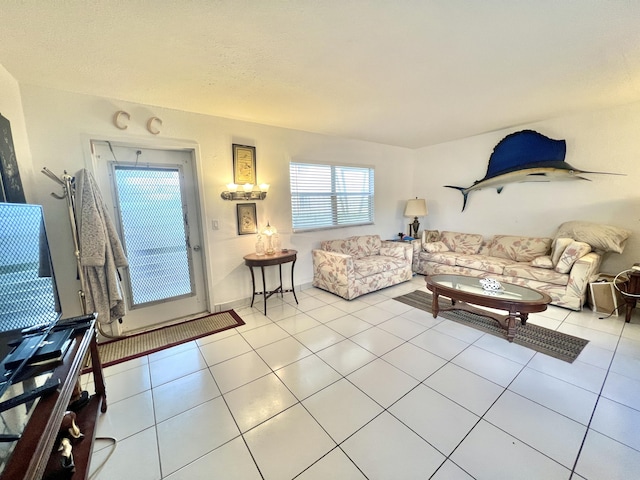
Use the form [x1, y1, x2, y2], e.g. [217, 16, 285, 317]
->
[411, 217, 420, 238]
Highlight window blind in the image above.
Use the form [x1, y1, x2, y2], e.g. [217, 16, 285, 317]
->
[290, 162, 374, 232]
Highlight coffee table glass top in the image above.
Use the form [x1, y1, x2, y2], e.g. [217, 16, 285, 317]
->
[428, 274, 546, 302]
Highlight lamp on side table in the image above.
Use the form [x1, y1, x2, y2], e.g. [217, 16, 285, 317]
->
[404, 198, 428, 238]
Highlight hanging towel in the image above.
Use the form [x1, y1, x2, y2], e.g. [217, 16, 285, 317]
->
[75, 169, 128, 324]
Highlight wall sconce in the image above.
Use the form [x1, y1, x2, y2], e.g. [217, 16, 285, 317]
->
[221, 183, 269, 200]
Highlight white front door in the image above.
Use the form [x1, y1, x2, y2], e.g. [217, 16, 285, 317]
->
[90, 141, 207, 333]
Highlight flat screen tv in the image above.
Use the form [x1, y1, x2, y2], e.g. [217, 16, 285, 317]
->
[0, 203, 61, 356]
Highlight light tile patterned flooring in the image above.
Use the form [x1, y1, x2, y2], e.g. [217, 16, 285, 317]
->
[83, 276, 640, 479]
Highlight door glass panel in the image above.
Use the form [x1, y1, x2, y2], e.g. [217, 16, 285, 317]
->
[113, 166, 194, 307]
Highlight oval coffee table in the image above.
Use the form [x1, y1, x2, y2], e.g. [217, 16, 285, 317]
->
[425, 274, 552, 342]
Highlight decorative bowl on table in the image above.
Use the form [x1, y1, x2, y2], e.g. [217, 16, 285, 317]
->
[479, 278, 503, 291]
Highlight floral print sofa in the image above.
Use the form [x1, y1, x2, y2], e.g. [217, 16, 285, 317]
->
[312, 235, 413, 300]
[412, 221, 631, 310]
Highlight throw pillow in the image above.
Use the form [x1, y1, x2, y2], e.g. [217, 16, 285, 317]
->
[489, 235, 552, 262]
[550, 237, 574, 266]
[423, 241, 450, 253]
[555, 220, 631, 254]
[531, 255, 554, 269]
[440, 231, 484, 254]
[422, 230, 440, 243]
[554, 241, 592, 274]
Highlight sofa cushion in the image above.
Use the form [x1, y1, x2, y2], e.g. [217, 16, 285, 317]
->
[321, 237, 358, 256]
[489, 235, 552, 262]
[423, 241, 449, 253]
[503, 263, 569, 286]
[550, 237, 574, 266]
[455, 254, 513, 275]
[354, 256, 405, 278]
[554, 241, 591, 274]
[352, 235, 381, 258]
[380, 243, 406, 259]
[420, 251, 458, 266]
[555, 221, 631, 254]
[440, 231, 484, 254]
[531, 255, 554, 269]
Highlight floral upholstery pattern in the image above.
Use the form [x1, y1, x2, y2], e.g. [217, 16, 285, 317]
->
[380, 243, 407, 259]
[489, 235, 552, 262]
[313, 235, 412, 300]
[423, 241, 449, 253]
[352, 235, 382, 258]
[455, 254, 513, 275]
[411, 226, 609, 311]
[555, 241, 592, 274]
[531, 255, 554, 269]
[421, 230, 440, 244]
[320, 238, 358, 257]
[551, 237, 574, 265]
[440, 231, 484, 254]
[503, 263, 568, 285]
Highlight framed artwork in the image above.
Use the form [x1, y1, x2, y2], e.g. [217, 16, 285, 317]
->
[237, 203, 258, 235]
[233, 144, 256, 185]
[0, 113, 26, 203]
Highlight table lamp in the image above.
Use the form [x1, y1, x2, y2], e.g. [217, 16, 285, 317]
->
[404, 198, 428, 237]
[262, 222, 277, 254]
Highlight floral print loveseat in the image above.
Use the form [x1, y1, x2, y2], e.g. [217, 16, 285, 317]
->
[412, 221, 631, 311]
[312, 235, 413, 300]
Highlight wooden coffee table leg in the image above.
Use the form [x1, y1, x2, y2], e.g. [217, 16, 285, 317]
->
[506, 315, 517, 342]
[521, 313, 528, 326]
[432, 291, 440, 318]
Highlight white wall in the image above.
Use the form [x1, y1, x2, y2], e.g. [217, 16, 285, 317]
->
[17, 84, 415, 319]
[8, 76, 640, 322]
[0, 65, 34, 199]
[414, 102, 640, 275]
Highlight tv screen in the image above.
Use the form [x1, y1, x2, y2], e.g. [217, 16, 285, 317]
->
[0, 203, 61, 341]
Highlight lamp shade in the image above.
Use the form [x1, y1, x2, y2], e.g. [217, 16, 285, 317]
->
[262, 222, 277, 236]
[404, 198, 428, 217]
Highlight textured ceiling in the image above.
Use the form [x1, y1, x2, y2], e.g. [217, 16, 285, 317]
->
[2, 1, 640, 148]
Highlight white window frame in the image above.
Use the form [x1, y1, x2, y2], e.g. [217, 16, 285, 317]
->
[289, 161, 375, 232]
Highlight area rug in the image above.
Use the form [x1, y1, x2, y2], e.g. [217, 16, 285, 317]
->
[393, 290, 588, 363]
[91, 310, 244, 369]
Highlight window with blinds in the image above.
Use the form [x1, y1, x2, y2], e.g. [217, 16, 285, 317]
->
[289, 162, 374, 232]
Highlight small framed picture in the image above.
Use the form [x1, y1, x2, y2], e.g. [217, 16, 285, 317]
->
[237, 203, 258, 235]
[232, 144, 256, 185]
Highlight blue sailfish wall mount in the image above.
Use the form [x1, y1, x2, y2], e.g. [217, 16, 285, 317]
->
[445, 129, 623, 212]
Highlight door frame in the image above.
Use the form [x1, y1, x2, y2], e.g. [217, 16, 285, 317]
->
[81, 134, 213, 334]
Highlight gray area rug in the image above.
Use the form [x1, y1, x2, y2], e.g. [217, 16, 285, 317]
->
[393, 290, 588, 363]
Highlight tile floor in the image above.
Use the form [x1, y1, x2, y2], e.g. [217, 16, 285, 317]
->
[84, 276, 640, 479]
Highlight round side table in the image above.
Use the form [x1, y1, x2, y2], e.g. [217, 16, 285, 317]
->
[243, 250, 298, 315]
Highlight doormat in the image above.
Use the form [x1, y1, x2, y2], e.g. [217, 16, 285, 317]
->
[393, 290, 588, 363]
[89, 310, 244, 369]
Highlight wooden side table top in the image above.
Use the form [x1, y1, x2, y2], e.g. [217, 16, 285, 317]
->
[243, 250, 297, 266]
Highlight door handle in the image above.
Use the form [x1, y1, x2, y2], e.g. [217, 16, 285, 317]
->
[193, 245, 201, 252]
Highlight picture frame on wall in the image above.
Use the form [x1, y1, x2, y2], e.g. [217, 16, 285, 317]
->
[0, 113, 26, 203]
[237, 203, 258, 235]
[232, 144, 257, 185]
